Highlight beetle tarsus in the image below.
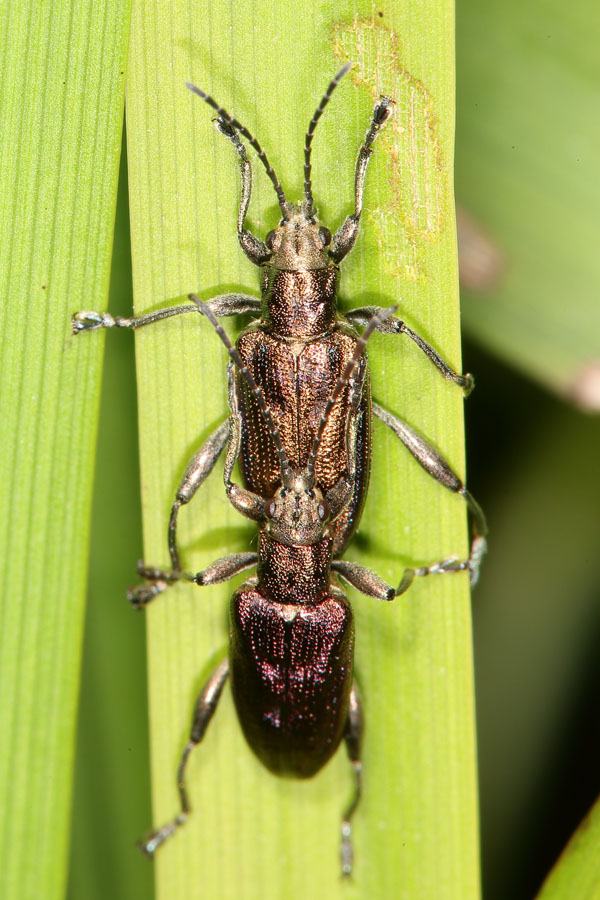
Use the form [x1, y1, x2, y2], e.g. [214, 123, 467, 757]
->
[127, 580, 169, 608]
[461, 372, 475, 396]
[72, 310, 116, 332]
[468, 535, 488, 587]
[137, 814, 188, 857]
[340, 820, 353, 878]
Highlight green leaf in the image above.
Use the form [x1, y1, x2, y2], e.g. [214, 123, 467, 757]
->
[67, 150, 154, 900]
[456, 0, 600, 407]
[536, 796, 600, 900]
[127, 1, 478, 897]
[0, 3, 130, 900]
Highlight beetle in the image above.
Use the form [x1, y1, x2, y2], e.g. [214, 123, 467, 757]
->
[73, 64, 487, 874]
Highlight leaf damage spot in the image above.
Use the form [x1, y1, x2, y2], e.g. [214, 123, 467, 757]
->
[332, 15, 445, 282]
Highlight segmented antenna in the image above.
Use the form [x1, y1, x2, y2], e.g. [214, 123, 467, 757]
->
[306, 305, 397, 477]
[303, 62, 352, 217]
[186, 82, 290, 218]
[190, 296, 292, 476]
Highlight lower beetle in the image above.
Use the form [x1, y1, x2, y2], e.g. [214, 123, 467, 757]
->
[128, 301, 472, 875]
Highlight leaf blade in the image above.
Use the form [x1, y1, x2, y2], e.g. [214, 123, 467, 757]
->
[126, 2, 479, 897]
[0, 2, 130, 898]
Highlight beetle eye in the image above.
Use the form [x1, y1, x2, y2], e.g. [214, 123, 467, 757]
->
[267, 500, 277, 518]
[318, 226, 331, 247]
[318, 501, 329, 521]
[265, 229, 276, 250]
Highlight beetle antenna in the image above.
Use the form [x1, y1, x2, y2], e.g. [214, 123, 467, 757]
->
[190, 295, 293, 476]
[306, 305, 397, 477]
[303, 63, 352, 218]
[186, 82, 291, 219]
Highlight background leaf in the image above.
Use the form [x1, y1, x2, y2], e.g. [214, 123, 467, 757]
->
[456, 0, 600, 406]
[0, 3, 130, 899]
[454, 0, 600, 895]
[59, 0, 600, 897]
[124, 1, 478, 898]
[67, 147, 153, 900]
[536, 795, 600, 900]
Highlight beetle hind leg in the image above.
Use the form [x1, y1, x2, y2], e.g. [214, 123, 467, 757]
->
[137, 659, 229, 856]
[372, 401, 488, 585]
[340, 681, 364, 878]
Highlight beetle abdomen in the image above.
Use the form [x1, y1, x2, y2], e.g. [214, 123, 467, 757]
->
[229, 584, 354, 778]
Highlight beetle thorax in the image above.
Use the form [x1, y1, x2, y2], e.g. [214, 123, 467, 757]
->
[261, 263, 339, 337]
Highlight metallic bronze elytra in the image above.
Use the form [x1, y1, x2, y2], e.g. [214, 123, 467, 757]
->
[73, 64, 487, 876]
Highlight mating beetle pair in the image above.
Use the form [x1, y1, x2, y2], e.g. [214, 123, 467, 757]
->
[74, 63, 486, 875]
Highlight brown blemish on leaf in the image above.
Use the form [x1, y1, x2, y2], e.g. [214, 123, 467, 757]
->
[456, 207, 505, 292]
[331, 16, 445, 282]
[567, 360, 600, 413]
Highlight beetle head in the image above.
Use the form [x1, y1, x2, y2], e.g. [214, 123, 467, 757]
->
[263, 203, 333, 271]
[265, 470, 330, 546]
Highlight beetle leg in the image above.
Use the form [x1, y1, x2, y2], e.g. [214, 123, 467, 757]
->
[167, 419, 230, 571]
[340, 682, 363, 878]
[331, 97, 394, 263]
[137, 659, 229, 856]
[373, 402, 487, 585]
[124, 419, 230, 608]
[129, 552, 258, 608]
[72, 293, 260, 334]
[191, 552, 258, 586]
[201, 293, 262, 317]
[210, 117, 272, 265]
[332, 555, 470, 601]
[345, 306, 474, 394]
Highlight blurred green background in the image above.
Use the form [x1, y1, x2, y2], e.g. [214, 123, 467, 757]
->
[455, 0, 600, 896]
[67, 0, 600, 897]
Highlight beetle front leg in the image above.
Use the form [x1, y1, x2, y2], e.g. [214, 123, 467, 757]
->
[373, 402, 487, 585]
[209, 117, 272, 265]
[331, 97, 394, 263]
[345, 306, 474, 394]
[138, 659, 229, 855]
[340, 682, 363, 878]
